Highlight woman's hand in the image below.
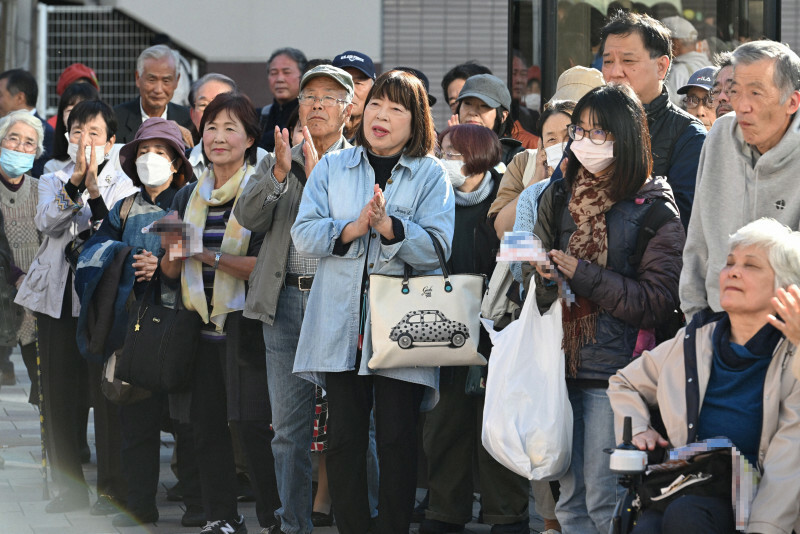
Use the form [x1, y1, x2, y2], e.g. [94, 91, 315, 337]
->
[768, 284, 800, 346]
[549, 250, 579, 279]
[301, 126, 320, 177]
[273, 126, 292, 183]
[132, 249, 159, 282]
[69, 134, 88, 188]
[155, 212, 188, 261]
[447, 114, 460, 128]
[368, 185, 394, 240]
[632, 428, 669, 451]
[84, 137, 101, 199]
[531, 138, 550, 184]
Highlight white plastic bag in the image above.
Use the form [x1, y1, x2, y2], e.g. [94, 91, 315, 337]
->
[480, 281, 573, 481]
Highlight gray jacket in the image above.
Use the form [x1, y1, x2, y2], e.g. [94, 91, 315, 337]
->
[680, 111, 800, 319]
[234, 137, 351, 325]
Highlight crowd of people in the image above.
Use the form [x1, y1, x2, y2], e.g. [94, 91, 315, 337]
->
[0, 6, 799, 534]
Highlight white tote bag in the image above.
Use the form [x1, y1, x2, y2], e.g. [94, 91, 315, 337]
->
[480, 279, 573, 481]
[368, 234, 486, 370]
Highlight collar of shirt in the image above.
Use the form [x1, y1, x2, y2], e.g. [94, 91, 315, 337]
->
[139, 98, 168, 122]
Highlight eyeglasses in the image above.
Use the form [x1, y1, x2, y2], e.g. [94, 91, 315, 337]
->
[684, 94, 714, 109]
[567, 124, 610, 145]
[438, 151, 462, 159]
[298, 94, 349, 108]
[2, 134, 37, 153]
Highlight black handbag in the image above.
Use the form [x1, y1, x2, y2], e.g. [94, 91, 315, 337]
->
[115, 267, 202, 393]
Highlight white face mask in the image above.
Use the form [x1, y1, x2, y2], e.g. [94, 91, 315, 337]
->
[524, 93, 541, 110]
[544, 142, 566, 170]
[569, 138, 616, 174]
[135, 152, 174, 188]
[66, 136, 107, 166]
[440, 159, 466, 188]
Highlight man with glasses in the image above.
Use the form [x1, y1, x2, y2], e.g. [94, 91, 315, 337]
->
[0, 69, 54, 177]
[234, 65, 354, 534]
[710, 52, 734, 118]
[678, 66, 717, 131]
[187, 73, 268, 178]
[600, 11, 706, 230]
[681, 40, 800, 320]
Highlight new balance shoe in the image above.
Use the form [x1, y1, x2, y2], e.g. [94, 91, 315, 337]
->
[200, 514, 247, 534]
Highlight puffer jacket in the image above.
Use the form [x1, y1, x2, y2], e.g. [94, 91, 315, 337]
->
[524, 175, 685, 380]
[608, 319, 800, 534]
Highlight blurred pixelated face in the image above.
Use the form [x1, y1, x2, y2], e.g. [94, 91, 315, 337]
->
[135, 56, 179, 116]
[268, 54, 302, 104]
[730, 58, 800, 154]
[602, 32, 668, 105]
[719, 245, 775, 317]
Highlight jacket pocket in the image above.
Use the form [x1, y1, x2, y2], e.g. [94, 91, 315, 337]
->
[26, 259, 51, 291]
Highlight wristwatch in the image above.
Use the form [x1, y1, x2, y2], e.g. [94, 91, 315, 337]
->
[213, 251, 222, 270]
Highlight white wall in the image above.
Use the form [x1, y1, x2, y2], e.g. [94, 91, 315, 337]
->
[111, 0, 382, 63]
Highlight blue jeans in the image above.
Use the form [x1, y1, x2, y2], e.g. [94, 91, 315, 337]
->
[555, 383, 619, 534]
[263, 286, 316, 534]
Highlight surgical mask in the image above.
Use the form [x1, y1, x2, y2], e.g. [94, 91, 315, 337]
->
[569, 138, 615, 174]
[524, 93, 541, 110]
[66, 136, 107, 166]
[544, 142, 566, 170]
[440, 159, 466, 188]
[135, 152, 174, 187]
[0, 148, 35, 177]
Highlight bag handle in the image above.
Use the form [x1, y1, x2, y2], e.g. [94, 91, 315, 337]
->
[400, 231, 452, 294]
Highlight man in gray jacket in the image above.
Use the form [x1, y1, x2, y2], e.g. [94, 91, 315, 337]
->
[680, 40, 800, 318]
[234, 64, 354, 534]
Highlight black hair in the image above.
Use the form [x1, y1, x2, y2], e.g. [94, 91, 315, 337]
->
[564, 84, 652, 202]
[537, 99, 577, 133]
[600, 10, 673, 61]
[53, 83, 100, 161]
[303, 58, 333, 74]
[0, 69, 38, 107]
[67, 99, 118, 140]
[440, 62, 492, 101]
[268, 47, 308, 73]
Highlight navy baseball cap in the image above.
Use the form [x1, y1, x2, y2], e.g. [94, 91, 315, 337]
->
[677, 66, 717, 95]
[333, 51, 376, 80]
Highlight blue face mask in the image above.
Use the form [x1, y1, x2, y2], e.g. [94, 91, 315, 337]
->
[0, 148, 35, 178]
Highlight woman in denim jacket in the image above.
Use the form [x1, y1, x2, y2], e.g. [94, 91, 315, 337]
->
[291, 71, 454, 534]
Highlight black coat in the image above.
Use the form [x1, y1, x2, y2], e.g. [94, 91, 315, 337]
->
[113, 99, 192, 144]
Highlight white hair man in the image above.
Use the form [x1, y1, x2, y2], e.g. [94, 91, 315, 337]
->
[681, 40, 800, 319]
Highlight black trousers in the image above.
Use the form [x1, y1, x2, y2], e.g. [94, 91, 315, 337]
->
[325, 370, 425, 534]
[239, 419, 281, 527]
[632, 495, 736, 534]
[38, 285, 125, 500]
[190, 340, 239, 521]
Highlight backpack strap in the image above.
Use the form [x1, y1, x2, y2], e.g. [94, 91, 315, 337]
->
[628, 197, 678, 266]
[683, 309, 726, 443]
[119, 192, 138, 235]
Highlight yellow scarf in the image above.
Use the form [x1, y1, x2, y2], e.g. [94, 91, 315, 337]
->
[181, 164, 252, 331]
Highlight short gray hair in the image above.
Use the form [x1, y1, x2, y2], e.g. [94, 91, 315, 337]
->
[189, 73, 238, 108]
[0, 110, 45, 158]
[136, 44, 178, 77]
[267, 47, 307, 73]
[728, 218, 800, 290]
[732, 40, 800, 104]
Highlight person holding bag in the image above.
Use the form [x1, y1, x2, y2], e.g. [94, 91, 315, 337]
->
[524, 83, 684, 534]
[76, 117, 197, 527]
[609, 218, 800, 533]
[15, 99, 137, 514]
[290, 70, 454, 534]
[158, 93, 274, 534]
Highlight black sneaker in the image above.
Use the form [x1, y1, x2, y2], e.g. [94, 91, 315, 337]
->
[200, 514, 247, 534]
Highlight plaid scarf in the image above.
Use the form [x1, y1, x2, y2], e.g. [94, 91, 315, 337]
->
[562, 167, 615, 377]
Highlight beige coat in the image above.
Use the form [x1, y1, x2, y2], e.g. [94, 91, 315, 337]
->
[608, 320, 800, 534]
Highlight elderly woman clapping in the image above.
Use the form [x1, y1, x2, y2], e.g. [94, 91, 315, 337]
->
[609, 218, 800, 534]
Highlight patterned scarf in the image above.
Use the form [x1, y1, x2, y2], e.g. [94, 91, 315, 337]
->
[181, 164, 252, 332]
[562, 167, 615, 377]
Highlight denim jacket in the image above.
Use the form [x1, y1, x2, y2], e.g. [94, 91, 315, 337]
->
[290, 146, 455, 410]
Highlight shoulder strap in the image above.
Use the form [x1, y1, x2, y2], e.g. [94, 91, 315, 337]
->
[628, 197, 678, 266]
[521, 150, 537, 187]
[291, 160, 307, 186]
[119, 192, 138, 235]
